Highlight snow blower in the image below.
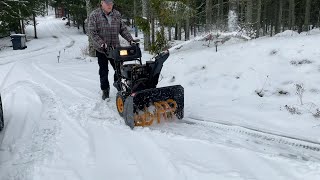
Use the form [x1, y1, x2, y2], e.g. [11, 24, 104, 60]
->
[106, 41, 184, 129]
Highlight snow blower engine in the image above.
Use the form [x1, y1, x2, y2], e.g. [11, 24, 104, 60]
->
[107, 41, 184, 129]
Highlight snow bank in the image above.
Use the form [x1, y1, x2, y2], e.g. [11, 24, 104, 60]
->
[275, 30, 300, 37]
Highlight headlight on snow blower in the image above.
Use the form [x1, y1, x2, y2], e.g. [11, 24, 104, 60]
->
[120, 50, 128, 56]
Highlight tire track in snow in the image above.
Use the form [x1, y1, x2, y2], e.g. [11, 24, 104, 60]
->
[186, 117, 320, 151]
[0, 80, 62, 180]
[31, 61, 87, 98]
[0, 63, 17, 90]
[67, 100, 138, 176]
[68, 98, 180, 180]
[68, 96, 123, 127]
[0, 45, 48, 59]
[123, 128, 180, 180]
[149, 117, 320, 163]
[0, 35, 56, 60]
[45, 18, 76, 50]
[0, 43, 60, 66]
[0, 32, 60, 62]
[64, 40, 75, 49]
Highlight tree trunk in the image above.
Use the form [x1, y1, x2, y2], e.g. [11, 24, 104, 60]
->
[304, 0, 311, 31]
[151, 16, 155, 44]
[262, 1, 267, 36]
[83, 20, 86, 34]
[218, 0, 224, 29]
[175, 23, 178, 40]
[33, 13, 38, 38]
[134, 0, 138, 37]
[269, 2, 275, 37]
[191, 17, 195, 37]
[246, 0, 253, 24]
[289, 0, 295, 30]
[193, 16, 197, 37]
[270, 19, 274, 37]
[142, 0, 151, 51]
[278, 0, 283, 33]
[185, 19, 190, 40]
[318, 10, 320, 28]
[255, 0, 262, 38]
[274, 1, 280, 34]
[194, 24, 197, 37]
[177, 22, 182, 40]
[184, 0, 190, 40]
[168, 27, 172, 41]
[67, 10, 71, 27]
[21, 19, 25, 34]
[77, 15, 80, 30]
[206, 0, 213, 31]
[239, 0, 245, 23]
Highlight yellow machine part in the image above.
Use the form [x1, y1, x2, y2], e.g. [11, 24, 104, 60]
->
[116, 96, 124, 113]
[134, 99, 178, 127]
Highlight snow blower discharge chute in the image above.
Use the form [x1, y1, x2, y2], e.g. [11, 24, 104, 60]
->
[106, 41, 184, 129]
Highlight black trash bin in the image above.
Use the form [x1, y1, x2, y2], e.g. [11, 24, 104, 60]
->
[10, 34, 27, 50]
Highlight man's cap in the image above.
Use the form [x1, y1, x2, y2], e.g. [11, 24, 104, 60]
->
[104, 0, 114, 3]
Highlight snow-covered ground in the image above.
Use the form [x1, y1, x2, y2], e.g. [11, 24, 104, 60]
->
[1, 13, 320, 180]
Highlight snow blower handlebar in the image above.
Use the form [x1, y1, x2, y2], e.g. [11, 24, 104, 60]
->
[130, 39, 140, 45]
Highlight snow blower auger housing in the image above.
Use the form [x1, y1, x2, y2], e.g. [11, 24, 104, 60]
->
[108, 42, 184, 129]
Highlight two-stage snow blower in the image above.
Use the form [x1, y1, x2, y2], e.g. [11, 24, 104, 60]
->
[106, 41, 184, 129]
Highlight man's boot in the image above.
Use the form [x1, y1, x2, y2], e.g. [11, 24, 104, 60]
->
[102, 88, 109, 100]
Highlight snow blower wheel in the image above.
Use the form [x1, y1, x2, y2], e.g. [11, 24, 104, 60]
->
[116, 92, 125, 117]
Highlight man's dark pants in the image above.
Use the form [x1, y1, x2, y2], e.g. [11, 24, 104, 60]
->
[96, 51, 118, 90]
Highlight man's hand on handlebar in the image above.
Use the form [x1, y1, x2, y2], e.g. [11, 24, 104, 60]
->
[101, 43, 108, 50]
[130, 39, 140, 45]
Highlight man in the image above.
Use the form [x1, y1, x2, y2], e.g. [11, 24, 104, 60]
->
[88, 0, 133, 100]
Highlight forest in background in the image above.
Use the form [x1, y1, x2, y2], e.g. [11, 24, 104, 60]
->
[1, 0, 319, 52]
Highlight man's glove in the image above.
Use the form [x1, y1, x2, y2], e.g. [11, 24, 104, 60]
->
[101, 43, 108, 50]
[129, 39, 140, 45]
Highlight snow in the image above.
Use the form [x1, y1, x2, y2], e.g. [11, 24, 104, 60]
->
[275, 30, 300, 37]
[1, 14, 320, 180]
